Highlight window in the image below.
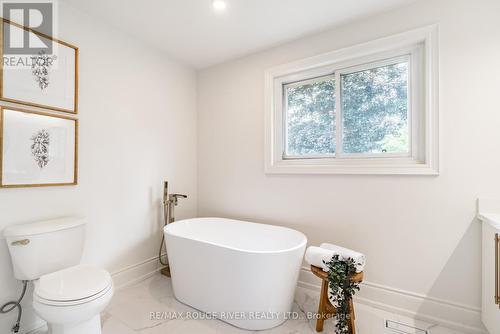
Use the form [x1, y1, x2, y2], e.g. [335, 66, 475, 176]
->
[284, 75, 336, 157]
[265, 26, 438, 174]
[341, 59, 409, 156]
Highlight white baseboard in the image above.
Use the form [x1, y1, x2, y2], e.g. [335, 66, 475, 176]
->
[111, 254, 165, 290]
[298, 266, 486, 334]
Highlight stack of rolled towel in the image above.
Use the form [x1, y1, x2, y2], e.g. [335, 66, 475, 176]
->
[305, 243, 366, 273]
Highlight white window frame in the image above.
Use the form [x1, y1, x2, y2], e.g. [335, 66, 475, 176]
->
[264, 25, 439, 175]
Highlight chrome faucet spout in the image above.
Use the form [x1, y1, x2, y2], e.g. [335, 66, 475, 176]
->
[169, 193, 188, 206]
[165, 193, 187, 223]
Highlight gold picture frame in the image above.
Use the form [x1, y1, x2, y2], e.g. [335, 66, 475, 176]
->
[0, 106, 78, 188]
[0, 18, 79, 114]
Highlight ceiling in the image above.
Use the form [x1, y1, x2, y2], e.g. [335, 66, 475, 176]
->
[62, 0, 417, 69]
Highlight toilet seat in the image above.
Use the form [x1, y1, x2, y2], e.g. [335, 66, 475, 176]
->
[34, 282, 113, 306]
[34, 264, 112, 306]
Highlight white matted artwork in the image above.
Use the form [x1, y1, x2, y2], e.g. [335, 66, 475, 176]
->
[1, 19, 78, 114]
[0, 107, 77, 187]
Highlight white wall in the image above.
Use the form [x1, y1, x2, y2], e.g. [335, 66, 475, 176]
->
[0, 2, 197, 332]
[197, 0, 500, 331]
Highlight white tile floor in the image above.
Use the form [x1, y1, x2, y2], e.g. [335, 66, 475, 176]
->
[32, 273, 467, 334]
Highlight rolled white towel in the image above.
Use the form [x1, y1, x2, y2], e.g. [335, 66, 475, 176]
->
[320, 243, 365, 273]
[305, 244, 365, 273]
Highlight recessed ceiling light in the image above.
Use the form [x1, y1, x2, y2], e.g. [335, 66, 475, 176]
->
[212, 0, 227, 11]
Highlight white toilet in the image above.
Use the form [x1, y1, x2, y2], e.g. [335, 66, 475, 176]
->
[4, 217, 113, 334]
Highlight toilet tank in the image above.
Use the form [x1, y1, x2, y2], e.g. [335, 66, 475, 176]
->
[3, 217, 85, 280]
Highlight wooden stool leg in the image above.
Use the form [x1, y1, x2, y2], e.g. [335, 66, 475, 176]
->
[310, 265, 363, 334]
[348, 298, 356, 334]
[316, 279, 329, 332]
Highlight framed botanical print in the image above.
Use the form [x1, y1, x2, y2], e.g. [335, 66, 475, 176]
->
[0, 18, 78, 114]
[0, 107, 78, 187]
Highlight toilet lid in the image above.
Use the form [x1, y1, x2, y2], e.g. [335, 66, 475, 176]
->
[35, 264, 112, 302]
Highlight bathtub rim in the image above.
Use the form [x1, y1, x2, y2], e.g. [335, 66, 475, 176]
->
[164, 217, 307, 255]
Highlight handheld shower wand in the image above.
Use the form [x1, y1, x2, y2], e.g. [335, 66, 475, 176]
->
[163, 181, 169, 205]
[159, 181, 187, 277]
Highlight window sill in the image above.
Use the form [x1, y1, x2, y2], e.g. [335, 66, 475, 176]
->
[265, 157, 439, 175]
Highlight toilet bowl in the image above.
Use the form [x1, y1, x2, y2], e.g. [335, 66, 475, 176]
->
[33, 265, 113, 334]
[3, 218, 114, 334]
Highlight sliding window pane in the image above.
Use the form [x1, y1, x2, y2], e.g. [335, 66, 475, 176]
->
[285, 77, 336, 157]
[341, 61, 409, 155]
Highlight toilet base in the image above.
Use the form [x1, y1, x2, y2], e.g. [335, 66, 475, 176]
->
[49, 315, 101, 334]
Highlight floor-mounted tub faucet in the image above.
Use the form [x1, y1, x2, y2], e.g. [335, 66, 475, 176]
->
[159, 181, 187, 277]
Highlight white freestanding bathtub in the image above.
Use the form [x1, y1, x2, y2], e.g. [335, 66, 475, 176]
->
[164, 217, 307, 330]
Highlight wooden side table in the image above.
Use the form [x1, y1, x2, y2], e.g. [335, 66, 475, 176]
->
[311, 265, 364, 334]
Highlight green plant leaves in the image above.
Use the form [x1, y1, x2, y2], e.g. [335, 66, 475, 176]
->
[324, 255, 361, 334]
